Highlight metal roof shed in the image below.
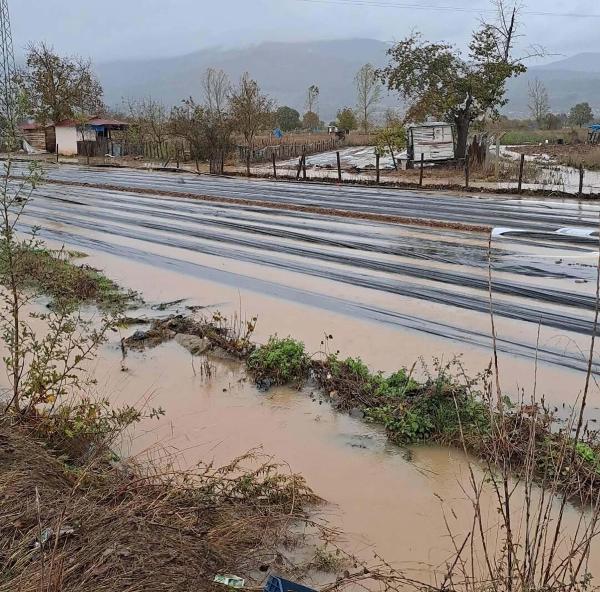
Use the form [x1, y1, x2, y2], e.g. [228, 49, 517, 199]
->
[406, 122, 456, 163]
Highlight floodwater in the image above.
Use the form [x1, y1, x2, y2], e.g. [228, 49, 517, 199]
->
[7, 161, 600, 579]
[13, 166, 600, 384]
[501, 147, 600, 195]
[94, 323, 600, 581]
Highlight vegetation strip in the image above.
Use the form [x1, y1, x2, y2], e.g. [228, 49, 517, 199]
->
[15, 174, 491, 234]
[4, 245, 136, 312]
[126, 317, 600, 506]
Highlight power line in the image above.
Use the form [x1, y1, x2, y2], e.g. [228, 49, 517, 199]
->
[0, 0, 17, 132]
[292, 0, 600, 18]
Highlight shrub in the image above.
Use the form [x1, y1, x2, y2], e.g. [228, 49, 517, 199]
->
[247, 336, 310, 387]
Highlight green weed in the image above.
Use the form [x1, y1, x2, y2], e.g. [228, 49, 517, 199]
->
[247, 336, 310, 387]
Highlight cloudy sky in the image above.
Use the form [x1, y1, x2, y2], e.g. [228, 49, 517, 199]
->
[10, 0, 600, 64]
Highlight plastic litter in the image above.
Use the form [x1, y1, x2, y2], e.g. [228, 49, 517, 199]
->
[214, 575, 245, 588]
[263, 575, 317, 592]
[32, 526, 75, 549]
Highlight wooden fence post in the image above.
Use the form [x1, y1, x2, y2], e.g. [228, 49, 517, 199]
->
[302, 153, 307, 180]
[336, 151, 342, 182]
[272, 152, 277, 179]
[376, 153, 380, 184]
[419, 153, 425, 187]
[56, 145, 59, 163]
[579, 164, 585, 197]
[246, 150, 251, 177]
[465, 149, 470, 189]
[518, 153, 525, 194]
[296, 155, 303, 180]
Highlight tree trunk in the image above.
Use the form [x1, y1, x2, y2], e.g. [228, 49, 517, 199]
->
[454, 112, 470, 160]
[387, 141, 398, 170]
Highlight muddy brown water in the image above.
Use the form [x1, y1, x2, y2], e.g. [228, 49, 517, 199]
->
[12, 245, 588, 581]
[9, 169, 600, 579]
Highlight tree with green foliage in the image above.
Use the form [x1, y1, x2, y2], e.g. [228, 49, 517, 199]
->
[569, 102, 594, 127]
[378, 1, 527, 159]
[302, 111, 320, 130]
[375, 110, 406, 170]
[275, 106, 301, 131]
[336, 107, 358, 132]
[19, 42, 105, 125]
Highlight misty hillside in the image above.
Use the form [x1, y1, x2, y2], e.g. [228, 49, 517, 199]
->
[505, 53, 600, 116]
[95, 40, 600, 121]
[96, 39, 397, 122]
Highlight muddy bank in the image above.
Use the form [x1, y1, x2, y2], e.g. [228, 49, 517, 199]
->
[0, 424, 332, 592]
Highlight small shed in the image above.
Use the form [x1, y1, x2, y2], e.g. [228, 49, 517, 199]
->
[19, 122, 46, 151]
[54, 120, 93, 156]
[406, 122, 455, 164]
[54, 117, 129, 156]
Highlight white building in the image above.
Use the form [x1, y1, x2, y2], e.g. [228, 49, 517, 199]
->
[54, 118, 128, 156]
[406, 122, 455, 164]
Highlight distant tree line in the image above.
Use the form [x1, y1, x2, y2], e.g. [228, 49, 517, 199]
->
[528, 78, 595, 130]
[13, 24, 599, 171]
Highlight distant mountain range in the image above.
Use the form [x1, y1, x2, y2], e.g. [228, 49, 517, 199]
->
[506, 53, 600, 116]
[94, 40, 600, 121]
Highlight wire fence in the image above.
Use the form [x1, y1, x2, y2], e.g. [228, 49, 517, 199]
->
[244, 148, 600, 197]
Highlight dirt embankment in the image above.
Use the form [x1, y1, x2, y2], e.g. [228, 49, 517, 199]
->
[0, 425, 322, 592]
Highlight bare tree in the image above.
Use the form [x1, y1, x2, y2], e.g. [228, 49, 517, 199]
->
[355, 63, 382, 133]
[230, 73, 275, 175]
[528, 78, 550, 128]
[170, 99, 232, 174]
[202, 68, 231, 117]
[305, 85, 320, 115]
[125, 97, 169, 145]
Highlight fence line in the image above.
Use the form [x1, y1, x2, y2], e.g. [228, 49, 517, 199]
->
[237, 137, 341, 163]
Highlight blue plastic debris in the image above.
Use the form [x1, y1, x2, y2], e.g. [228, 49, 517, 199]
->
[263, 575, 317, 592]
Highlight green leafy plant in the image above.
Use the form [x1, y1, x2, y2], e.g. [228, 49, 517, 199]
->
[247, 336, 310, 387]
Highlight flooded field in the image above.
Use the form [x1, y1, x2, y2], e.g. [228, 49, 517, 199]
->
[7, 161, 600, 578]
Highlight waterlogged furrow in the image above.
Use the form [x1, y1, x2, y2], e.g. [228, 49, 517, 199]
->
[16, 222, 600, 374]
[25, 182, 592, 279]
[8, 161, 600, 230]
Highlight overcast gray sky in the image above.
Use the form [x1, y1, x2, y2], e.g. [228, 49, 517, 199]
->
[10, 0, 600, 63]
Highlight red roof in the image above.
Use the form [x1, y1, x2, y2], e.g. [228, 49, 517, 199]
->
[54, 117, 128, 128]
[19, 122, 43, 130]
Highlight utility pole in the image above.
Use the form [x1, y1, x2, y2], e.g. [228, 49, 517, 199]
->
[0, 0, 17, 142]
